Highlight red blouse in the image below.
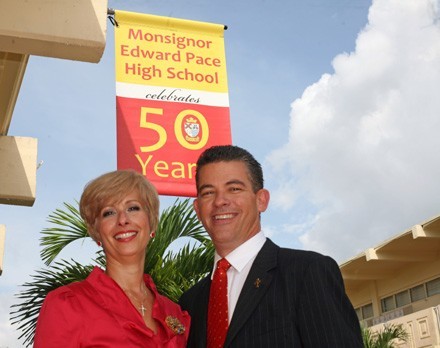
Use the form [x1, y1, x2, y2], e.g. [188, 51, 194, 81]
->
[34, 267, 190, 347]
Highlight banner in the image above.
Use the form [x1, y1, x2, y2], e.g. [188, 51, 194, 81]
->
[114, 11, 231, 197]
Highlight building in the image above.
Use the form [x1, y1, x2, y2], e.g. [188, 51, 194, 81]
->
[0, 0, 108, 274]
[341, 214, 440, 347]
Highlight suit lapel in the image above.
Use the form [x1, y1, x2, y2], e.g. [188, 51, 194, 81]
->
[224, 239, 279, 346]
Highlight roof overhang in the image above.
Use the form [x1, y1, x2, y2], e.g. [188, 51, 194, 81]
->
[340, 215, 440, 292]
[0, 52, 28, 135]
[0, 0, 108, 136]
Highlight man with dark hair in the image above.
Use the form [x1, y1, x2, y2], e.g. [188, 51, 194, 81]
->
[179, 145, 362, 348]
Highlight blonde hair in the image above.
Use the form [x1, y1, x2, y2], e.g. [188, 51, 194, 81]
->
[79, 170, 159, 241]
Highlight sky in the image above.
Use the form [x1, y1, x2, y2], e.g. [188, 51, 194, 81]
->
[2, 0, 440, 346]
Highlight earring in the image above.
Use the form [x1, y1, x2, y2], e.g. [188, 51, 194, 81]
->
[97, 241, 102, 247]
[149, 231, 156, 238]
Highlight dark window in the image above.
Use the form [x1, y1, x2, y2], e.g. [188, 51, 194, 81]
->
[410, 284, 426, 302]
[395, 290, 410, 307]
[362, 303, 374, 319]
[427, 277, 440, 297]
[381, 296, 395, 312]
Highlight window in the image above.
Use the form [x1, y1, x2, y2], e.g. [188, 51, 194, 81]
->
[362, 303, 374, 319]
[427, 277, 440, 297]
[410, 284, 426, 302]
[356, 304, 374, 320]
[381, 296, 395, 313]
[395, 290, 410, 308]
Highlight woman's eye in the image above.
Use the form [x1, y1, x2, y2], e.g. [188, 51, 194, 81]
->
[102, 210, 115, 218]
[128, 205, 141, 212]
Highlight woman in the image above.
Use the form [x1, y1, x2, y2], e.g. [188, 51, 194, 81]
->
[34, 170, 190, 347]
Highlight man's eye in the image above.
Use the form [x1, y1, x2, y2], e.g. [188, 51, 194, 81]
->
[201, 190, 213, 197]
[231, 187, 242, 192]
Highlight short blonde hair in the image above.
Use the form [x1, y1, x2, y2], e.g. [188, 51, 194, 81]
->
[79, 170, 159, 241]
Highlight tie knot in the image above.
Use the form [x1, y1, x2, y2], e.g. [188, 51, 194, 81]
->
[217, 258, 231, 271]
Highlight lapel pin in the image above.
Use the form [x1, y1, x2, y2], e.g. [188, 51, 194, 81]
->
[254, 278, 262, 288]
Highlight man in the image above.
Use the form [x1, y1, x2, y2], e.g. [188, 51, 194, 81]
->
[179, 145, 362, 347]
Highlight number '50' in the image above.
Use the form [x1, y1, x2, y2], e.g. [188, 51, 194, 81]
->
[139, 107, 209, 152]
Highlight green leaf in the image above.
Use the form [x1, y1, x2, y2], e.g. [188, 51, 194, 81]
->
[362, 323, 409, 348]
[40, 202, 88, 266]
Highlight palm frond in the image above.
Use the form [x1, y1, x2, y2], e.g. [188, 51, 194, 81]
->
[375, 323, 409, 347]
[146, 198, 214, 301]
[362, 325, 374, 348]
[145, 198, 211, 273]
[150, 242, 214, 301]
[40, 202, 88, 266]
[362, 323, 409, 348]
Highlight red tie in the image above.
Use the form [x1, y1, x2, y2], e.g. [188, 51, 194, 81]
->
[208, 258, 231, 348]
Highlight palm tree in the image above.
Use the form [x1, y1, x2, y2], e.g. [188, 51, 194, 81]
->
[10, 198, 213, 347]
[362, 323, 409, 348]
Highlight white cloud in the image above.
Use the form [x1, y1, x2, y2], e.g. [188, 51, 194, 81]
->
[268, 0, 440, 262]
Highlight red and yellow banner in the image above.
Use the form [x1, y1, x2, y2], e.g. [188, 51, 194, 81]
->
[114, 11, 231, 197]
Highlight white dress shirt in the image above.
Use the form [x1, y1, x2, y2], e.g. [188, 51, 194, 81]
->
[211, 231, 267, 322]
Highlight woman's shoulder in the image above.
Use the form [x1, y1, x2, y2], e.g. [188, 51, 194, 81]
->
[44, 279, 87, 304]
[45, 267, 100, 303]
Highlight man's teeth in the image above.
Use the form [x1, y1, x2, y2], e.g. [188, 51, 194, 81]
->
[115, 232, 137, 239]
[215, 214, 233, 220]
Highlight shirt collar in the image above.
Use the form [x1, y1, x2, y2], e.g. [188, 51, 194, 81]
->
[212, 231, 266, 275]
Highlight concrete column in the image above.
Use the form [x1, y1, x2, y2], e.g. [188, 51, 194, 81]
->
[0, 136, 38, 206]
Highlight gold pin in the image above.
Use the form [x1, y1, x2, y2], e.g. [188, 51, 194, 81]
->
[254, 278, 262, 288]
[165, 316, 186, 335]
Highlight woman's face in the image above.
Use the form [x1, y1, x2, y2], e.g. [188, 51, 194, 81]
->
[95, 191, 152, 261]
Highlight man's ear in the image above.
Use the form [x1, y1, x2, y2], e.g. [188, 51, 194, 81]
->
[193, 198, 201, 219]
[256, 188, 270, 213]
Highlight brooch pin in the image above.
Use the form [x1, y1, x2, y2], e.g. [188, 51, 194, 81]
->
[165, 316, 186, 335]
[254, 278, 262, 288]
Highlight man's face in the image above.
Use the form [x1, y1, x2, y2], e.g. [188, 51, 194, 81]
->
[194, 161, 270, 256]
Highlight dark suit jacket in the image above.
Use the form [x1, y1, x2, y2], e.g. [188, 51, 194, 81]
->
[179, 239, 362, 347]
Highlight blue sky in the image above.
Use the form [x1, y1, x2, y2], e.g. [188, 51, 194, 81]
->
[2, 0, 440, 345]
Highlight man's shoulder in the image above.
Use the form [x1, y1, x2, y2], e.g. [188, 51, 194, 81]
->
[266, 239, 336, 267]
[179, 274, 210, 305]
[184, 275, 210, 293]
[279, 246, 326, 259]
